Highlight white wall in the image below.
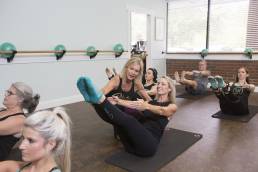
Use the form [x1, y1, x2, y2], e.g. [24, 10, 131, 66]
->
[0, 0, 167, 109]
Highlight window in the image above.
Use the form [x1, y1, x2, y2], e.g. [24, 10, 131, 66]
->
[167, 0, 254, 52]
[167, 0, 208, 52]
[209, 0, 249, 51]
[246, 0, 258, 50]
[131, 12, 147, 46]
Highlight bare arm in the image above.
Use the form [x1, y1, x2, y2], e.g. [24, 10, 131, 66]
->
[0, 116, 25, 135]
[135, 80, 152, 101]
[114, 98, 177, 118]
[145, 84, 157, 96]
[200, 70, 211, 76]
[243, 83, 255, 92]
[0, 160, 23, 172]
[136, 101, 177, 118]
[185, 71, 194, 76]
[101, 75, 120, 95]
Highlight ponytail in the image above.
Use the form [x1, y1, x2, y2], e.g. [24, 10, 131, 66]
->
[25, 107, 71, 172]
[53, 107, 71, 172]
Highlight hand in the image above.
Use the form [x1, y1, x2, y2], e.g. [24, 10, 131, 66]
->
[242, 83, 250, 89]
[130, 99, 148, 111]
[107, 96, 119, 105]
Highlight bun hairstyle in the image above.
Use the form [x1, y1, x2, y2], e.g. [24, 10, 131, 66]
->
[148, 68, 158, 83]
[24, 107, 71, 172]
[12, 82, 40, 113]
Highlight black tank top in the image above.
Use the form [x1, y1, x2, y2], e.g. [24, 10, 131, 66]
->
[0, 110, 25, 161]
[144, 83, 155, 90]
[144, 83, 156, 99]
[18, 163, 61, 172]
[107, 77, 137, 100]
[141, 100, 171, 140]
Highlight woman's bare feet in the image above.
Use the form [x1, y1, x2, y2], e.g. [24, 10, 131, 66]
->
[181, 71, 186, 82]
[112, 68, 117, 75]
[174, 71, 180, 83]
[105, 67, 114, 79]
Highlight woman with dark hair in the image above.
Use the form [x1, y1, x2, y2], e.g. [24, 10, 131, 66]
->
[142, 68, 158, 99]
[208, 67, 255, 115]
[77, 75, 177, 157]
[0, 82, 40, 161]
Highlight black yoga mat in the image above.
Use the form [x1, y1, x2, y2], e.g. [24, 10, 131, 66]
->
[212, 105, 258, 122]
[105, 128, 202, 172]
[176, 91, 213, 99]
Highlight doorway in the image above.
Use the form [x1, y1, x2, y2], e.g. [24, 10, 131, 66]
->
[130, 11, 151, 83]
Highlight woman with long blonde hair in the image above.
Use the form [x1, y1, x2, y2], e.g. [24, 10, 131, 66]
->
[0, 107, 71, 172]
[77, 75, 177, 157]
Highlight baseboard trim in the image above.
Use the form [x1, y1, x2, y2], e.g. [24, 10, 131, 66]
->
[37, 95, 84, 110]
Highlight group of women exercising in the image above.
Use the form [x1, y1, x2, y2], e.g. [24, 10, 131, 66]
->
[0, 57, 255, 171]
[77, 57, 255, 158]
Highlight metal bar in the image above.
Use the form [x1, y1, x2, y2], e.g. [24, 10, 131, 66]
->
[166, 51, 258, 54]
[0, 50, 128, 54]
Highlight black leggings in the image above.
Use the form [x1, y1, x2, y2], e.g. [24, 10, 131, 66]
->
[216, 90, 249, 115]
[92, 100, 159, 157]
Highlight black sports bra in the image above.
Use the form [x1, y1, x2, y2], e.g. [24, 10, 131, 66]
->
[0, 109, 25, 121]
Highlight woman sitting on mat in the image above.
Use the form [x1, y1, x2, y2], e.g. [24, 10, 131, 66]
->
[208, 67, 255, 115]
[174, 60, 210, 95]
[0, 107, 72, 172]
[77, 75, 177, 157]
[0, 82, 40, 161]
[103, 58, 151, 139]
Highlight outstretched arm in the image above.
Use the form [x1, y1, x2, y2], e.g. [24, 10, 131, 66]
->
[184, 71, 194, 76]
[199, 70, 211, 76]
[145, 84, 157, 97]
[112, 97, 177, 118]
[101, 75, 120, 95]
[139, 101, 177, 117]
[135, 80, 152, 101]
[243, 83, 255, 92]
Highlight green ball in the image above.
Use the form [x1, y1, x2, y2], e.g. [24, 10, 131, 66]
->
[55, 44, 66, 51]
[54, 44, 66, 60]
[200, 49, 208, 58]
[244, 48, 253, 59]
[113, 43, 124, 57]
[113, 43, 124, 53]
[0, 42, 16, 59]
[86, 46, 98, 58]
[0, 42, 17, 62]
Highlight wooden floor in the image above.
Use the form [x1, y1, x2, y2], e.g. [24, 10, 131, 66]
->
[65, 89, 258, 172]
